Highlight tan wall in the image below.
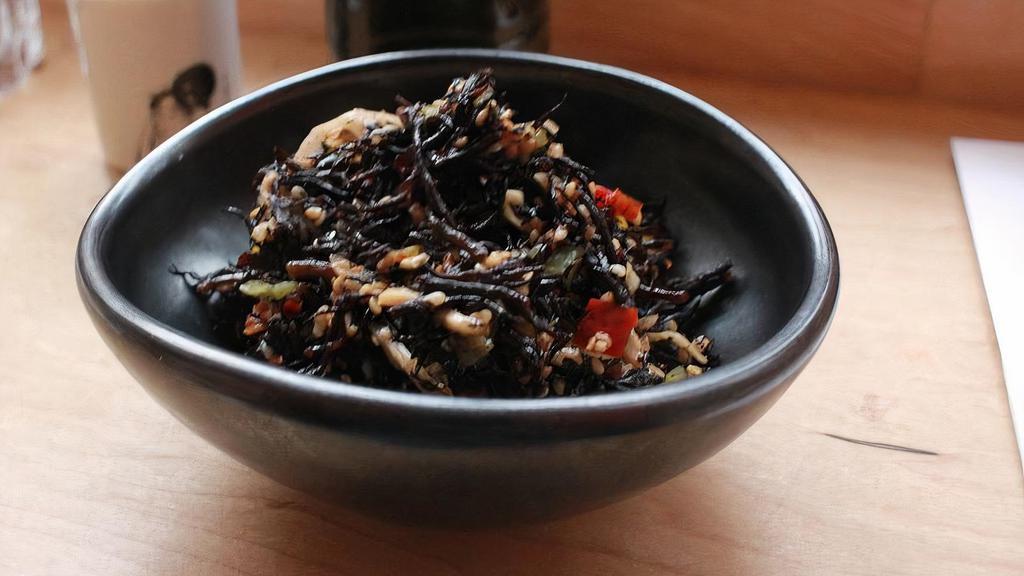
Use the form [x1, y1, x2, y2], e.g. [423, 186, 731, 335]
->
[54, 0, 1024, 108]
[550, 0, 1024, 108]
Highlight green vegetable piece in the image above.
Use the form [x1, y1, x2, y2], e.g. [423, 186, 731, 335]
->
[239, 280, 299, 300]
[542, 246, 584, 277]
[664, 365, 689, 383]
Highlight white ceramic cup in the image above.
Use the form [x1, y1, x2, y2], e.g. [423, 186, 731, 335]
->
[69, 0, 243, 170]
[0, 0, 45, 94]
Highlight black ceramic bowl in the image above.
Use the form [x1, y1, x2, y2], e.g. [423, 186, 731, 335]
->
[77, 50, 838, 526]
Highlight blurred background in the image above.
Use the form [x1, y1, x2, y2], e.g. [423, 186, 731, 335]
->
[6, 1, 1022, 105]
[6, 0, 1022, 170]
[236, 0, 1024, 106]
[257, 0, 1024, 107]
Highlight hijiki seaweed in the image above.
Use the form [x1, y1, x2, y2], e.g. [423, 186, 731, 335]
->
[193, 70, 733, 398]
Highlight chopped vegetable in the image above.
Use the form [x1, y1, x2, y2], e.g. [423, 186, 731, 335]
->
[664, 365, 689, 382]
[282, 296, 303, 317]
[572, 298, 638, 357]
[542, 246, 585, 277]
[238, 280, 299, 300]
[594, 185, 643, 226]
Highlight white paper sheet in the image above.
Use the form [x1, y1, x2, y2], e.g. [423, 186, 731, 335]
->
[952, 137, 1024, 476]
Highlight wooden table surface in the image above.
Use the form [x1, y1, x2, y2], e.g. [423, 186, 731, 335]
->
[3, 4, 1024, 575]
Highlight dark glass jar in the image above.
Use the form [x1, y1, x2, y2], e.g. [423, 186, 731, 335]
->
[326, 0, 549, 60]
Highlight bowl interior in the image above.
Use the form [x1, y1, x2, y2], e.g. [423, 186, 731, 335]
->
[99, 55, 813, 377]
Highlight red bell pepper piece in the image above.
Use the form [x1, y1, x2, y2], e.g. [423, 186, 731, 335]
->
[282, 295, 303, 317]
[593, 184, 643, 225]
[572, 298, 639, 357]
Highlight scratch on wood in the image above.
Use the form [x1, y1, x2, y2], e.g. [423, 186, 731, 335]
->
[822, 433, 939, 456]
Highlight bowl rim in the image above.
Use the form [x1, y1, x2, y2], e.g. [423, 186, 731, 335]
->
[76, 49, 839, 431]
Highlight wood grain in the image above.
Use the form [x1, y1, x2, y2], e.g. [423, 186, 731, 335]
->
[45, 0, 1024, 106]
[3, 3, 1024, 575]
[921, 0, 1024, 107]
[551, 0, 932, 95]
